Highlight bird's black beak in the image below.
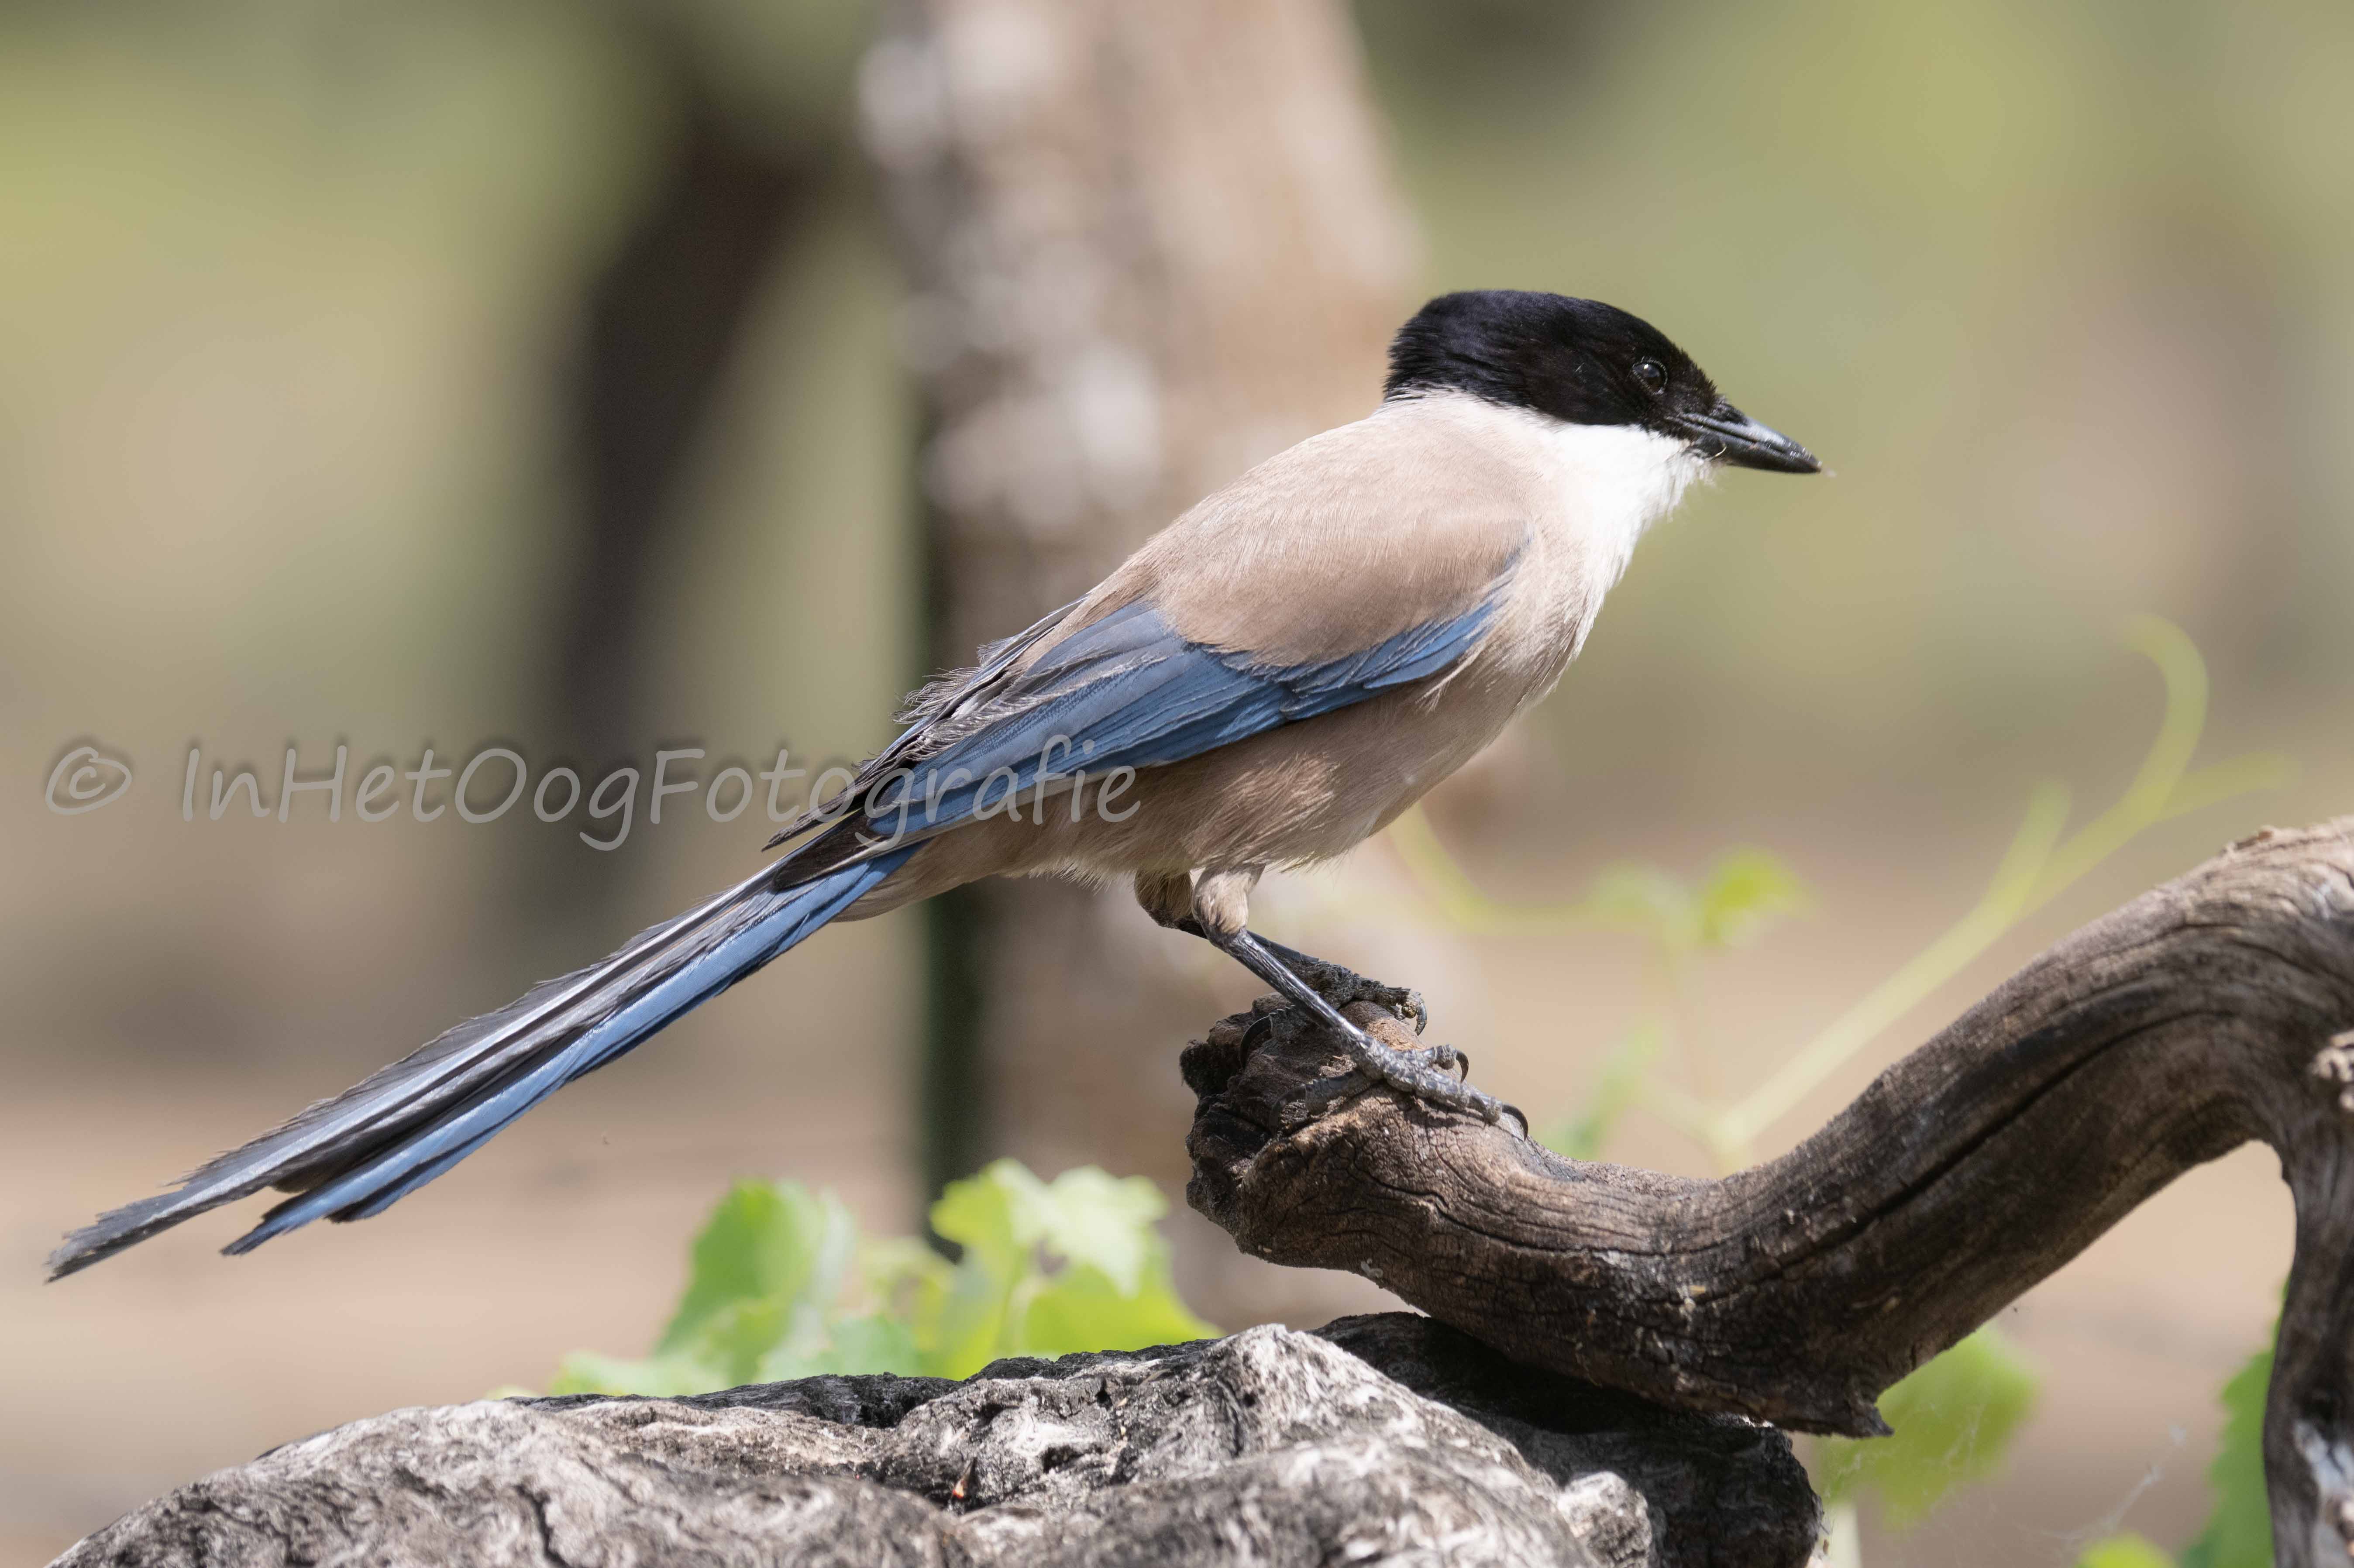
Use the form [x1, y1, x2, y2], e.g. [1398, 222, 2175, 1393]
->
[1676, 400, 1820, 474]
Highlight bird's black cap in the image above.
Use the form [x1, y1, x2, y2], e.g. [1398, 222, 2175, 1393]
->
[1384, 290, 1819, 474]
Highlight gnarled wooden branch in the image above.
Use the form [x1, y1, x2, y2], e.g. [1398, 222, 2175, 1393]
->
[1184, 819, 2354, 1565]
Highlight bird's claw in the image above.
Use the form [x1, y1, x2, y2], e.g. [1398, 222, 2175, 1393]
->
[1407, 1041, 1469, 1078]
[1206, 927, 1520, 1133]
[1281, 1022, 1527, 1135]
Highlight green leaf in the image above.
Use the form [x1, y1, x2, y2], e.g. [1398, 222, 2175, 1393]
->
[813, 1313, 929, 1376]
[755, 1311, 927, 1379]
[547, 1349, 729, 1397]
[2077, 1533, 2177, 1568]
[542, 1160, 1216, 1393]
[1032, 1166, 1168, 1294]
[2180, 1336, 2273, 1568]
[930, 1159, 1041, 1280]
[860, 1234, 955, 1300]
[925, 1256, 1014, 1378]
[690, 1295, 811, 1386]
[1022, 1254, 1219, 1358]
[1693, 849, 1810, 950]
[926, 1162, 1034, 1377]
[856, 1234, 953, 1349]
[924, 1160, 1216, 1377]
[1542, 1021, 1665, 1162]
[1814, 1325, 2040, 1530]
[657, 1180, 856, 1358]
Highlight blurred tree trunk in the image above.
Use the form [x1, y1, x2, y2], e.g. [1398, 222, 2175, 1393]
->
[860, 0, 1419, 1315]
[522, 10, 824, 942]
[557, 79, 814, 784]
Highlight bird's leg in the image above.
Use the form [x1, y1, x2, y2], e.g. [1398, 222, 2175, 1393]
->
[1239, 931, 1458, 1076]
[1245, 932, 1450, 1068]
[1198, 924, 1525, 1133]
[1141, 866, 1521, 1131]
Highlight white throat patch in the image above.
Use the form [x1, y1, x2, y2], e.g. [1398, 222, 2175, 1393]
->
[1521, 415, 1706, 588]
[1393, 391, 1706, 592]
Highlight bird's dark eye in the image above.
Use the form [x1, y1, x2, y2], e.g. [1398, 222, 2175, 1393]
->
[1632, 359, 1667, 395]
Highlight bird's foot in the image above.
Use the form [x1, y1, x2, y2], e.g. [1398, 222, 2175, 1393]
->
[1203, 926, 1525, 1135]
[1288, 1025, 1525, 1132]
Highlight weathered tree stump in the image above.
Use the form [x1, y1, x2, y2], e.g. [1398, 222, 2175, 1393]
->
[54, 1314, 1816, 1568]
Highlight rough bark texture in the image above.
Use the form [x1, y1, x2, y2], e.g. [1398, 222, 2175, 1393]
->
[54, 1314, 1817, 1568]
[859, 0, 1421, 1251]
[1184, 819, 2354, 1566]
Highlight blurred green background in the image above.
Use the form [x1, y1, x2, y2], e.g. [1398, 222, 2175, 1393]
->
[5, 0, 2351, 1561]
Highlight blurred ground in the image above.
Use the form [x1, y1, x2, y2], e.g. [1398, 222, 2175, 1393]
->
[7, 0, 2353, 1561]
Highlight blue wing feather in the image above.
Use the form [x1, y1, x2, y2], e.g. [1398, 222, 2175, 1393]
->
[860, 588, 1503, 836]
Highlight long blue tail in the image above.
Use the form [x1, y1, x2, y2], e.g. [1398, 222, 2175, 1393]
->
[47, 845, 918, 1279]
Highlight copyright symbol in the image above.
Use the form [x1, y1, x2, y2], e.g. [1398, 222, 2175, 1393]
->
[46, 745, 134, 815]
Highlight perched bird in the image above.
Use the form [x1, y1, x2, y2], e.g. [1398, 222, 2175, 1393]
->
[49, 289, 1817, 1279]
